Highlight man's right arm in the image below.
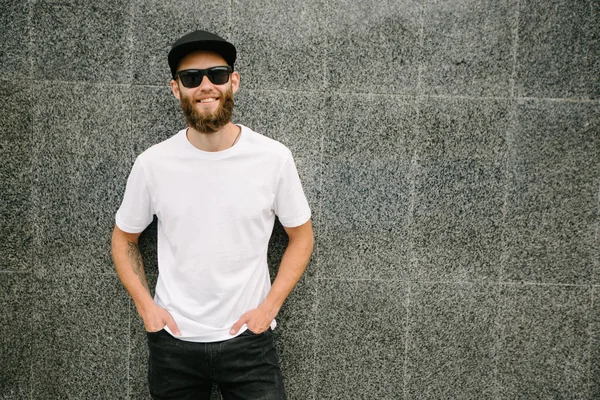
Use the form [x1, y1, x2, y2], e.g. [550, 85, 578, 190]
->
[111, 224, 180, 335]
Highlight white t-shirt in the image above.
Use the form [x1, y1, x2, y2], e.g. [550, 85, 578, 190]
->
[115, 125, 311, 342]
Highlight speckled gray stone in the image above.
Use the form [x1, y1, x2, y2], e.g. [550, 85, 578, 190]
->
[231, 0, 325, 91]
[30, 274, 129, 399]
[420, 0, 517, 97]
[320, 160, 411, 280]
[405, 282, 500, 399]
[131, 0, 231, 85]
[274, 278, 317, 400]
[591, 286, 600, 399]
[130, 84, 185, 156]
[516, 0, 600, 99]
[315, 280, 407, 399]
[0, 273, 33, 399]
[504, 100, 599, 284]
[496, 284, 592, 398]
[323, 0, 421, 94]
[129, 275, 156, 400]
[0, 0, 31, 79]
[412, 97, 509, 282]
[31, 82, 132, 274]
[320, 93, 415, 280]
[0, 81, 32, 272]
[233, 89, 324, 213]
[30, 0, 132, 83]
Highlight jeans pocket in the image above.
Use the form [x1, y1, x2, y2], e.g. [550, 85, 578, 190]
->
[146, 329, 165, 337]
[242, 327, 272, 337]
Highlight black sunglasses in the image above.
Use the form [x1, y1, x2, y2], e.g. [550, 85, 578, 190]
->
[175, 66, 233, 88]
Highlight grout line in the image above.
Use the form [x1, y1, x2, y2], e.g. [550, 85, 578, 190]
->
[228, 0, 233, 33]
[27, 0, 34, 80]
[127, 298, 131, 400]
[321, 1, 328, 92]
[126, 0, 135, 84]
[408, 96, 420, 282]
[315, 277, 595, 288]
[20, 78, 600, 103]
[27, 0, 36, 279]
[402, 283, 411, 399]
[312, 279, 320, 400]
[493, 282, 504, 399]
[30, 364, 34, 400]
[510, 0, 521, 98]
[586, 286, 595, 395]
[415, 0, 425, 96]
[499, 100, 517, 284]
[310, 96, 326, 400]
[0, 270, 34, 274]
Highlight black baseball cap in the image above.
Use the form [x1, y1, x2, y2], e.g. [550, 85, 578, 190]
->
[168, 30, 237, 78]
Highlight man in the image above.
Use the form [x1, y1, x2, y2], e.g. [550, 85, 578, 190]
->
[111, 30, 314, 400]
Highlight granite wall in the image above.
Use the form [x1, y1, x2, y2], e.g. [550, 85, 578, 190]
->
[1, 0, 599, 399]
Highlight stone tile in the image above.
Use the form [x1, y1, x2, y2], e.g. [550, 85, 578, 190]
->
[130, 84, 185, 156]
[131, 0, 231, 85]
[129, 275, 156, 400]
[31, 82, 132, 274]
[516, 0, 600, 99]
[233, 89, 324, 216]
[420, 0, 517, 97]
[319, 93, 415, 280]
[319, 160, 411, 280]
[315, 280, 407, 399]
[591, 286, 600, 399]
[323, 0, 421, 94]
[30, 274, 129, 399]
[405, 282, 499, 399]
[31, 0, 133, 83]
[0, 81, 32, 272]
[412, 97, 509, 282]
[231, 0, 326, 91]
[0, 273, 33, 399]
[497, 284, 592, 398]
[274, 278, 316, 399]
[504, 100, 599, 284]
[322, 93, 415, 162]
[0, 0, 31, 79]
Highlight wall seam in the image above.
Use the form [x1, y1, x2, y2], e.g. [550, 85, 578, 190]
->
[403, 283, 412, 399]
[127, 299, 131, 400]
[586, 286, 594, 396]
[312, 279, 320, 400]
[415, 0, 425, 95]
[27, 2, 36, 395]
[510, 0, 521, 98]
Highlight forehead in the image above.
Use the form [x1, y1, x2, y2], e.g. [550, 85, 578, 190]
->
[177, 50, 228, 71]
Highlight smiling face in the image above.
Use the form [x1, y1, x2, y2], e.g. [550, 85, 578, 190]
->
[170, 51, 240, 134]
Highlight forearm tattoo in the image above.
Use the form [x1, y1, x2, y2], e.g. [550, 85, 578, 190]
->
[127, 241, 150, 292]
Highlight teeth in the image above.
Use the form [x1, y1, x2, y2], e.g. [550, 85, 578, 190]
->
[200, 98, 216, 103]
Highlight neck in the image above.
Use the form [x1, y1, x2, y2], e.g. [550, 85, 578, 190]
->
[186, 122, 241, 152]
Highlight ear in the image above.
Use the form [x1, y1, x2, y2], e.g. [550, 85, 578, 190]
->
[231, 71, 240, 94]
[170, 79, 181, 100]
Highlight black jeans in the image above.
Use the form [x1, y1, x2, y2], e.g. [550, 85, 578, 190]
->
[147, 328, 286, 400]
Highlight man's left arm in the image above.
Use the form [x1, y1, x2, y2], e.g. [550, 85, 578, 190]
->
[230, 219, 314, 335]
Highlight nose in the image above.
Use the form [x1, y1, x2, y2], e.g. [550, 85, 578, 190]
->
[198, 74, 214, 90]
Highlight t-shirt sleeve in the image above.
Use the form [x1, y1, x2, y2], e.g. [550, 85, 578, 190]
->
[273, 153, 311, 227]
[115, 157, 154, 233]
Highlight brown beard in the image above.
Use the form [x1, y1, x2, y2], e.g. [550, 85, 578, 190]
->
[179, 86, 234, 134]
